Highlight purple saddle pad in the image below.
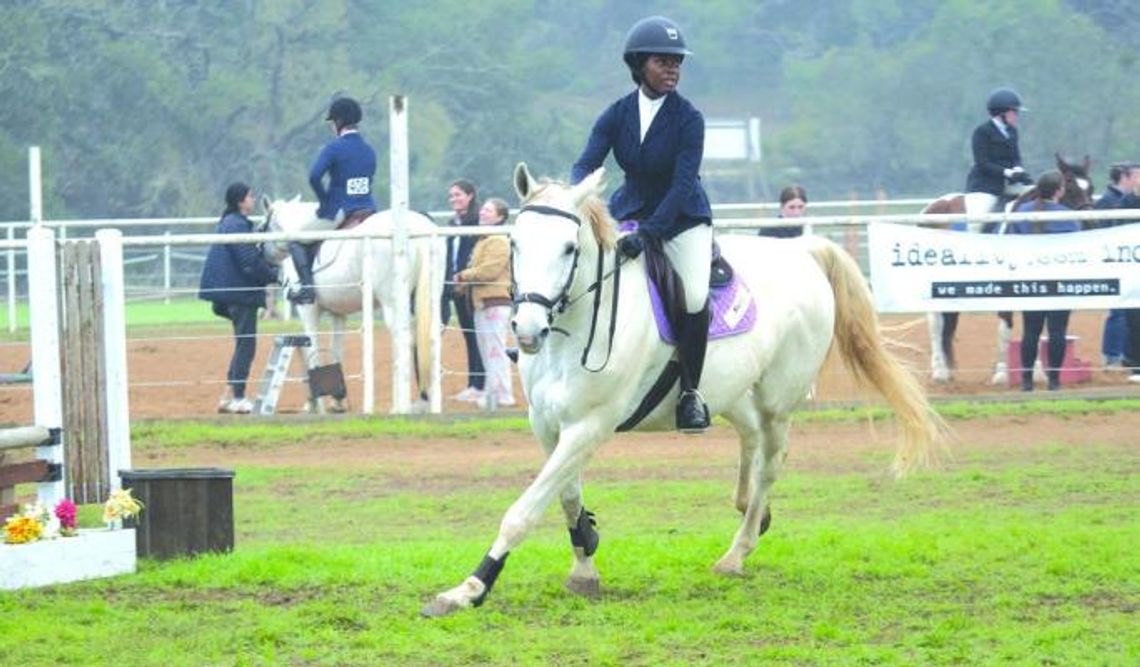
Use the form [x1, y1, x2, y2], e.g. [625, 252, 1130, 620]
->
[618, 221, 756, 344]
[648, 271, 756, 345]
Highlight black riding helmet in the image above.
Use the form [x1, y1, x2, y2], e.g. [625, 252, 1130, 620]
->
[326, 97, 362, 129]
[623, 16, 692, 85]
[986, 88, 1026, 115]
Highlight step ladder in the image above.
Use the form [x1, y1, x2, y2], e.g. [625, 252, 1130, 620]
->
[253, 335, 313, 415]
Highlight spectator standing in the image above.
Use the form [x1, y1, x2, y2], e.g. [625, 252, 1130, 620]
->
[199, 183, 279, 413]
[1008, 171, 1079, 391]
[454, 198, 515, 409]
[444, 179, 486, 402]
[760, 185, 807, 238]
[1093, 162, 1139, 368]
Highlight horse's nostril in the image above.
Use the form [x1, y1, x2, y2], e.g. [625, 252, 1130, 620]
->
[510, 320, 518, 332]
[540, 327, 550, 337]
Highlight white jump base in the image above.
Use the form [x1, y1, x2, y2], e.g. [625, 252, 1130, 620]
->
[0, 528, 136, 591]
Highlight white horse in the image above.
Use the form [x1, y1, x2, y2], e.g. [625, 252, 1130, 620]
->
[260, 197, 443, 411]
[421, 164, 942, 617]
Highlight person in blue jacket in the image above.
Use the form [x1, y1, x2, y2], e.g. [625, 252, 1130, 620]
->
[289, 97, 377, 304]
[1093, 163, 1139, 367]
[964, 88, 1034, 220]
[571, 15, 713, 433]
[199, 183, 279, 413]
[1008, 171, 1080, 392]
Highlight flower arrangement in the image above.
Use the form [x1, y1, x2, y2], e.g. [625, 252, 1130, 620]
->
[2, 491, 143, 545]
[102, 488, 144, 525]
[54, 498, 78, 537]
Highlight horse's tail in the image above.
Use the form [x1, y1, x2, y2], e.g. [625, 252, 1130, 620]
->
[413, 234, 436, 399]
[808, 239, 944, 476]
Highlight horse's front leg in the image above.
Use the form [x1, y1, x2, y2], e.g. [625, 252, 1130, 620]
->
[421, 422, 607, 617]
[927, 312, 951, 383]
[990, 312, 1013, 385]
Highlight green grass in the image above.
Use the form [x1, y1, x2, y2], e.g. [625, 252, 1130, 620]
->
[2, 405, 1137, 665]
[128, 398, 1140, 450]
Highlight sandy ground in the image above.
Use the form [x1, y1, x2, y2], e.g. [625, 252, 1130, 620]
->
[0, 311, 1136, 425]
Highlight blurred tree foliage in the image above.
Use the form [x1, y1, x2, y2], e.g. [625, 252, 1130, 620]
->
[0, 0, 1136, 220]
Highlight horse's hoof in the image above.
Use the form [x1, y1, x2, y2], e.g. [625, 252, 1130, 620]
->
[330, 402, 347, 414]
[990, 372, 1008, 386]
[931, 369, 952, 383]
[565, 576, 601, 598]
[712, 558, 745, 577]
[420, 595, 466, 618]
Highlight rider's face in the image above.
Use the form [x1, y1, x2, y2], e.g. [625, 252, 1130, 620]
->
[640, 54, 682, 97]
[448, 186, 473, 214]
[1002, 109, 1019, 127]
[780, 198, 806, 218]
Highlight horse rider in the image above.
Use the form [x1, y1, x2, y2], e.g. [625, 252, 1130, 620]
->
[964, 87, 1034, 220]
[288, 96, 378, 304]
[571, 15, 713, 434]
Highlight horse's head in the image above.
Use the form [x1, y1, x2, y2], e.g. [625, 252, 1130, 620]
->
[1056, 153, 1094, 210]
[509, 161, 611, 355]
[258, 194, 319, 264]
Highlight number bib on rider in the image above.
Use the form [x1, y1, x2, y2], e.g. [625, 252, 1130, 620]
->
[346, 177, 370, 195]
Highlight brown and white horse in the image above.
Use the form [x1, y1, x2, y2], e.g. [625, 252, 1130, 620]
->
[922, 154, 1094, 384]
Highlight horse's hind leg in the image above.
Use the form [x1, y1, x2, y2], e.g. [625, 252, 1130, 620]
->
[715, 405, 788, 577]
[329, 314, 348, 412]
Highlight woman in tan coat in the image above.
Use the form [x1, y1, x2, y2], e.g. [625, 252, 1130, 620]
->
[454, 198, 514, 408]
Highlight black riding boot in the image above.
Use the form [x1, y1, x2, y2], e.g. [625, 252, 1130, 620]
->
[676, 305, 710, 433]
[288, 242, 316, 304]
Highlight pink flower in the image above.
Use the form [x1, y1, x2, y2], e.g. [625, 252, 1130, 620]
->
[54, 499, 77, 530]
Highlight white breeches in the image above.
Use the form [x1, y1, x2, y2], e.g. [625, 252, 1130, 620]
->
[964, 193, 1000, 233]
[662, 224, 712, 314]
[475, 305, 514, 403]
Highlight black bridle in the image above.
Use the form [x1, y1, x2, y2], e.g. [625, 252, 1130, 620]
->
[511, 203, 623, 372]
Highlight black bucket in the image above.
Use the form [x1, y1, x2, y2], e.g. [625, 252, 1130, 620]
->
[119, 468, 235, 560]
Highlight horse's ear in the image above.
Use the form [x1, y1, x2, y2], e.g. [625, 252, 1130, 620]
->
[261, 194, 272, 214]
[1082, 154, 1091, 171]
[514, 162, 536, 202]
[1055, 152, 1066, 170]
[570, 167, 605, 204]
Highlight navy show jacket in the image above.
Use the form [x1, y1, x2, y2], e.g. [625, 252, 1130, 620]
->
[198, 212, 279, 307]
[965, 119, 1023, 196]
[571, 90, 712, 240]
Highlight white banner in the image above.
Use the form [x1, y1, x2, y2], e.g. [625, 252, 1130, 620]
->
[867, 222, 1140, 312]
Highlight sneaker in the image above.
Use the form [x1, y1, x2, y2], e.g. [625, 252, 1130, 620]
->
[452, 387, 483, 403]
[220, 398, 254, 414]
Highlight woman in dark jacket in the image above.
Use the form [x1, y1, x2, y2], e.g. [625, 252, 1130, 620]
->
[444, 179, 487, 402]
[1008, 171, 1080, 392]
[199, 182, 279, 413]
[571, 15, 713, 433]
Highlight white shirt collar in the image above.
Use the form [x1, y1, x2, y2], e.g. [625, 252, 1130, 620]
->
[991, 116, 1010, 138]
[638, 88, 666, 143]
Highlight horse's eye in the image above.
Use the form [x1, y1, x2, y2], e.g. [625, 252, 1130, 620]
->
[563, 243, 575, 257]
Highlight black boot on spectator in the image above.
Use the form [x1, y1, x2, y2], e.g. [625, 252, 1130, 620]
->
[1020, 370, 1034, 392]
[1047, 370, 1061, 391]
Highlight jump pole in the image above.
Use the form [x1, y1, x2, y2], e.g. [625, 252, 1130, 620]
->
[96, 229, 131, 487]
[25, 226, 64, 506]
[389, 95, 412, 414]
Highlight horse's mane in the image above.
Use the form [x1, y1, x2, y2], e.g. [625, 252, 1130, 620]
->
[524, 180, 616, 251]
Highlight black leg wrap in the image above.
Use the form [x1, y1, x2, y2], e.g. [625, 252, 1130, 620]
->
[568, 508, 600, 557]
[471, 552, 509, 607]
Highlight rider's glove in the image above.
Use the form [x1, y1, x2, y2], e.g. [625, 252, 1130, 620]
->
[617, 232, 646, 259]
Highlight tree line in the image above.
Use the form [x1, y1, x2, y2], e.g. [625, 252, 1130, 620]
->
[1, 0, 1136, 222]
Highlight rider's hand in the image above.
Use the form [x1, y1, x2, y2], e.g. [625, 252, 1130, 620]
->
[617, 232, 646, 259]
[1013, 171, 1034, 185]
